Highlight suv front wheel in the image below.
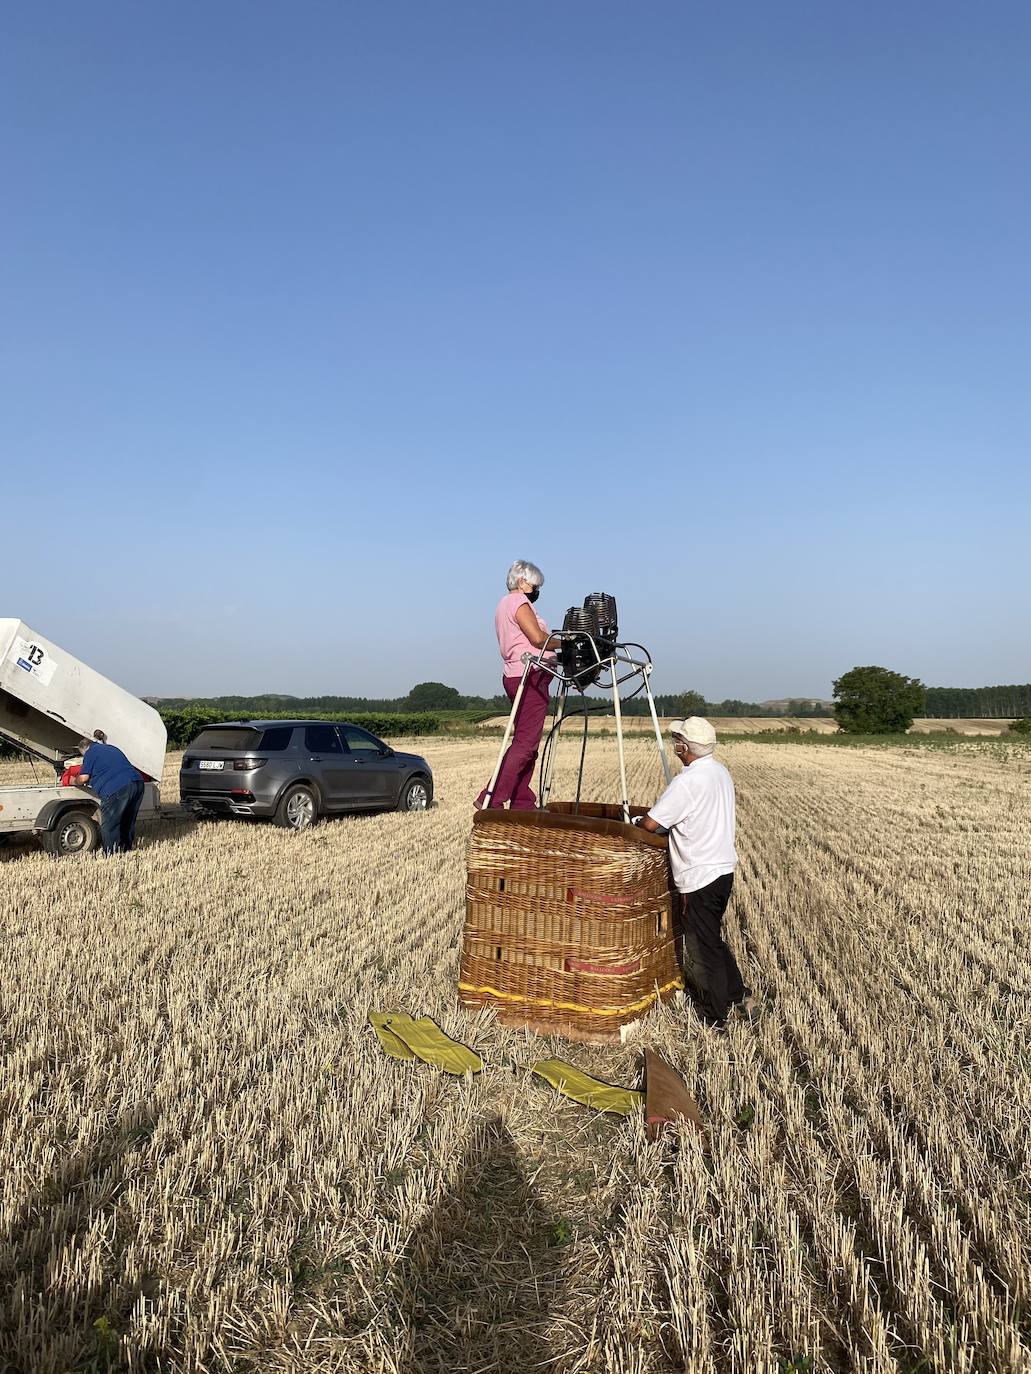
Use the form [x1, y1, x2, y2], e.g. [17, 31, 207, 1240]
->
[275, 784, 318, 831]
[398, 776, 431, 812]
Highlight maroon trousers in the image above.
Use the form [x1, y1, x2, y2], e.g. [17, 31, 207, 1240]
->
[477, 668, 551, 809]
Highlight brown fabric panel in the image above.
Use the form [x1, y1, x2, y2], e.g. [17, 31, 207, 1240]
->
[644, 1049, 704, 1140]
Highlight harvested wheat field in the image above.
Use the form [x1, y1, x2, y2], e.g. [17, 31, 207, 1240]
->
[476, 717, 1016, 736]
[2, 736, 1030, 1373]
[474, 716, 846, 734]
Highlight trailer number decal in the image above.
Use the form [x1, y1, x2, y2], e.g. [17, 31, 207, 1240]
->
[10, 638, 57, 687]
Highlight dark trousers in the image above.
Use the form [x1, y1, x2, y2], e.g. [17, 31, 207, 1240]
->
[675, 874, 745, 1024]
[100, 779, 145, 855]
[477, 669, 551, 810]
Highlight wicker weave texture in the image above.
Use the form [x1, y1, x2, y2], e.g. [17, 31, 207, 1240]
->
[460, 804, 681, 1043]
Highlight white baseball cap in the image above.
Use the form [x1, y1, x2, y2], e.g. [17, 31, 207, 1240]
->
[669, 716, 717, 747]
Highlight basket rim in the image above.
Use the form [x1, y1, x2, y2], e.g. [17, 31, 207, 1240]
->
[471, 802, 668, 849]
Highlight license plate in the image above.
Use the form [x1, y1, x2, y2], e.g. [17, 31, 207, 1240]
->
[199, 760, 224, 771]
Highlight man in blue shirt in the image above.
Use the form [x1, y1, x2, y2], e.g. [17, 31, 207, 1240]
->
[76, 733, 145, 855]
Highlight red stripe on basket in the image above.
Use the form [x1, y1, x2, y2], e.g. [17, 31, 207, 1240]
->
[566, 886, 633, 907]
[564, 956, 642, 975]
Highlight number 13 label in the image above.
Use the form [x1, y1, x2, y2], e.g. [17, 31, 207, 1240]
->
[10, 636, 57, 687]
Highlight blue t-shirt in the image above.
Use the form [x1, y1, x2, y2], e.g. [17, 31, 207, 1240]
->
[81, 743, 139, 799]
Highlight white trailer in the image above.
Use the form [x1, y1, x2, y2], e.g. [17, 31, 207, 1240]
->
[0, 619, 166, 856]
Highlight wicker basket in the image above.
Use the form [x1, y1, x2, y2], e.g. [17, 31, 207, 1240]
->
[459, 803, 682, 1044]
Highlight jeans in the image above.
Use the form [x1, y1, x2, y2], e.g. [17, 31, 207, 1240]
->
[477, 669, 551, 809]
[675, 874, 745, 1024]
[100, 778, 145, 855]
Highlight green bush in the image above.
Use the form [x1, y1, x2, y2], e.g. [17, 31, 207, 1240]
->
[405, 681, 463, 710]
[159, 709, 442, 749]
[1007, 717, 1031, 735]
[345, 712, 442, 738]
[832, 665, 927, 734]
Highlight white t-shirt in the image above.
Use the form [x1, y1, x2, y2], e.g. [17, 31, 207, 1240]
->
[648, 754, 738, 893]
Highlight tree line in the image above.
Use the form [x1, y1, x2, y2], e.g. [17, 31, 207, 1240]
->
[831, 669, 1031, 734]
[148, 679, 1031, 720]
[5, 674, 1030, 761]
[923, 684, 1031, 718]
[148, 683, 832, 719]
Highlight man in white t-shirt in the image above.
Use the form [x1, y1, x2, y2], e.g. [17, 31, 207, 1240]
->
[633, 717, 750, 1027]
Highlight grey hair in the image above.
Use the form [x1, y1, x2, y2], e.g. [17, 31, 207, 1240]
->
[673, 735, 715, 758]
[506, 559, 544, 592]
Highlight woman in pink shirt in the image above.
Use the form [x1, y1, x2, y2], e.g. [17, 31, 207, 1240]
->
[476, 559, 557, 809]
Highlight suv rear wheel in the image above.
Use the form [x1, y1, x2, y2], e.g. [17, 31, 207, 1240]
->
[43, 808, 101, 856]
[398, 776, 431, 812]
[275, 784, 318, 831]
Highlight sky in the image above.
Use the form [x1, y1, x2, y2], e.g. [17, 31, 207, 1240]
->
[3, 2, 1029, 701]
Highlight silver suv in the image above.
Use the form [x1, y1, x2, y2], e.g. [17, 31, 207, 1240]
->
[180, 720, 433, 830]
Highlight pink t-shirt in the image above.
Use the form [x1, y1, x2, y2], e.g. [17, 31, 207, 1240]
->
[495, 591, 552, 677]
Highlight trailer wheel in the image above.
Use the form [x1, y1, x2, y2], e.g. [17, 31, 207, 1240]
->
[43, 809, 101, 857]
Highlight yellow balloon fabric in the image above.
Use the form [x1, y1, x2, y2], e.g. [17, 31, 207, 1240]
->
[368, 1012, 483, 1075]
[530, 1058, 644, 1116]
[368, 1011, 418, 1062]
[369, 1014, 643, 1114]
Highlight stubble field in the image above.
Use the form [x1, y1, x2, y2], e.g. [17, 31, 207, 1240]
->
[1, 736, 1029, 1373]
[477, 718, 1017, 736]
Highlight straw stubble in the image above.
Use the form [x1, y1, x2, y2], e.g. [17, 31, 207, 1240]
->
[0, 735, 1028, 1371]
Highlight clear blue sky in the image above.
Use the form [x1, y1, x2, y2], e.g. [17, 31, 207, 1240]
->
[3, 3, 1029, 701]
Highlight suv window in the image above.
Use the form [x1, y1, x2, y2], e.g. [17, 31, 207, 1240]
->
[304, 724, 343, 754]
[343, 725, 386, 754]
[190, 727, 262, 750]
[258, 726, 294, 752]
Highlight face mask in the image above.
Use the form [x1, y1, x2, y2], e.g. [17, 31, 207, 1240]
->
[525, 586, 540, 603]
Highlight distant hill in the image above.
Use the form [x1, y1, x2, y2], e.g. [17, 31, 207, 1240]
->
[759, 698, 834, 712]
